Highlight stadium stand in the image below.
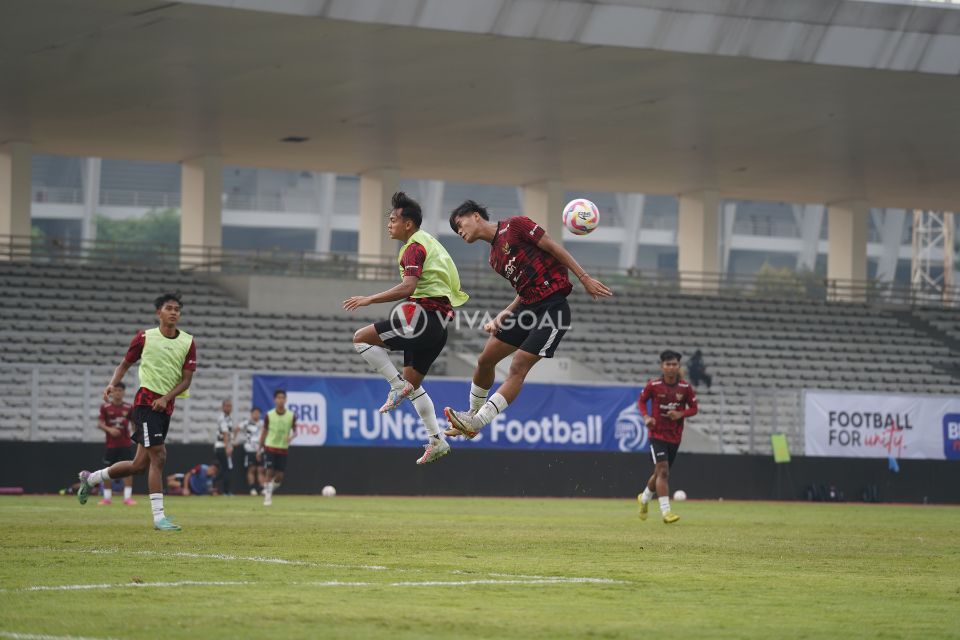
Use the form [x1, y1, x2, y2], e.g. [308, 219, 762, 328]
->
[1, 261, 958, 453]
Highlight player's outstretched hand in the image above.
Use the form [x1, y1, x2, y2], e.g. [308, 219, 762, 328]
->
[343, 296, 371, 311]
[581, 275, 613, 300]
[102, 385, 113, 402]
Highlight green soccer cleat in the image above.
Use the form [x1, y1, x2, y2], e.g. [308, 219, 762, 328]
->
[77, 471, 92, 505]
[637, 494, 648, 521]
[153, 517, 182, 531]
[662, 511, 680, 524]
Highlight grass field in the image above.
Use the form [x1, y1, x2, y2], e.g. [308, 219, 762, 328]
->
[0, 495, 958, 640]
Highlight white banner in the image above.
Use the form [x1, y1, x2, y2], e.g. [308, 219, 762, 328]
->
[804, 391, 960, 460]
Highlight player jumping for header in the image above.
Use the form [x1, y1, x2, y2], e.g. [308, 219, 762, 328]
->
[344, 191, 470, 465]
[443, 200, 612, 439]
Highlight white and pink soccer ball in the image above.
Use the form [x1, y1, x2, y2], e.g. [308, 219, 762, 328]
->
[562, 198, 600, 236]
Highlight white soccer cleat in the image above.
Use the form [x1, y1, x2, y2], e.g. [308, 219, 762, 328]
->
[444, 407, 482, 439]
[416, 437, 451, 465]
[379, 381, 415, 413]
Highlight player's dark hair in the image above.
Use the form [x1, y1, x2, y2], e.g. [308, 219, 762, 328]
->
[274, 389, 286, 398]
[660, 349, 682, 362]
[449, 200, 489, 232]
[154, 291, 182, 310]
[209, 461, 220, 469]
[113, 381, 125, 390]
[391, 191, 422, 228]
[251, 407, 261, 413]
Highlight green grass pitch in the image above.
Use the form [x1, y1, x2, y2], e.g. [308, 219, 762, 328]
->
[1, 495, 958, 639]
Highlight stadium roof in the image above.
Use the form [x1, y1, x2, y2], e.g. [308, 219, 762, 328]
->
[2, 0, 960, 209]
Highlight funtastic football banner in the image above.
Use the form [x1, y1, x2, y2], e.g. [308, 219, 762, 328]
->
[804, 391, 960, 460]
[252, 374, 650, 453]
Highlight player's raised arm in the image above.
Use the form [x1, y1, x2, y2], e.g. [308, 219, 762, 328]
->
[534, 233, 613, 300]
[343, 275, 419, 310]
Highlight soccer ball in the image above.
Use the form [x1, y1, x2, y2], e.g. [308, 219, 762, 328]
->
[673, 489, 687, 501]
[321, 485, 336, 497]
[562, 198, 600, 235]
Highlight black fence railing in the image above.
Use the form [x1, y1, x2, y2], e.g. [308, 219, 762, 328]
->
[3, 234, 957, 307]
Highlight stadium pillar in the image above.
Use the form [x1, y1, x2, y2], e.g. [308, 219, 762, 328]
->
[358, 169, 399, 271]
[0, 141, 32, 259]
[677, 189, 720, 292]
[521, 180, 564, 245]
[827, 199, 868, 301]
[180, 155, 223, 270]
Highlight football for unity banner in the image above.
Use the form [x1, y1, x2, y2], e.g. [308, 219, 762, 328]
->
[804, 390, 960, 460]
[252, 374, 651, 453]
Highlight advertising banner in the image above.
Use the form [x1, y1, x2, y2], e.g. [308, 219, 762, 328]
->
[804, 391, 960, 460]
[252, 374, 651, 453]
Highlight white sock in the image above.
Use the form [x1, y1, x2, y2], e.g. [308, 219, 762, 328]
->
[469, 383, 490, 413]
[659, 496, 671, 515]
[88, 468, 111, 486]
[475, 393, 508, 427]
[354, 343, 404, 389]
[150, 493, 165, 523]
[264, 481, 274, 498]
[409, 387, 442, 438]
[102, 487, 112, 501]
[124, 485, 133, 500]
[640, 488, 653, 505]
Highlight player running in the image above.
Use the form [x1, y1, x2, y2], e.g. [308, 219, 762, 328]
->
[95, 382, 135, 506]
[258, 389, 297, 506]
[343, 191, 469, 465]
[637, 350, 699, 524]
[75, 292, 197, 531]
[443, 200, 613, 438]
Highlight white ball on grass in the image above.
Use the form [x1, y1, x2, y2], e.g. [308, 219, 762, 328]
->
[673, 489, 687, 501]
[321, 485, 336, 497]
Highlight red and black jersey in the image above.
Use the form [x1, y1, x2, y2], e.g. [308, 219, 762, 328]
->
[400, 242, 453, 318]
[488, 216, 572, 305]
[638, 377, 699, 445]
[100, 402, 133, 448]
[124, 329, 198, 416]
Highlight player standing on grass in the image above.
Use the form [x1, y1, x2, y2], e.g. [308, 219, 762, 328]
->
[75, 292, 197, 531]
[96, 382, 136, 506]
[213, 399, 235, 496]
[443, 200, 612, 438]
[637, 350, 698, 524]
[343, 191, 470, 465]
[239, 407, 265, 495]
[258, 389, 297, 506]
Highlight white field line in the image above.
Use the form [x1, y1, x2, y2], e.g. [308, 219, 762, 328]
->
[1, 632, 120, 640]
[2, 577, 624, 593]
[23, 547, 627, 585]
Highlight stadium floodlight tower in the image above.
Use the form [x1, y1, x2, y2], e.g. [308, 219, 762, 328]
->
[910, 210, 955, 304]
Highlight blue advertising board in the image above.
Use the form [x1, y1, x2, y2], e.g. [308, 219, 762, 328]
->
[252, 374, 649, 453]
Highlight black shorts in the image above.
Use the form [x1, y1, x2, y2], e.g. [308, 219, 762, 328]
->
[495, 292, 571, 358]
[649, 438, 680, 468]
[214, 447, 233, 471]
[131, 405, 171, 448]
[243, 451, 261, 469]
[263, 451, 288, 472]
[374, 305, 448, 376]
[103, 445, 135, 466]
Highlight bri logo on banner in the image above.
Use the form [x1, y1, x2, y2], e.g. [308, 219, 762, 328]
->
[944, 414, 960, 460]
[287, 391, 327, 446]
[614, 403, 648, 453]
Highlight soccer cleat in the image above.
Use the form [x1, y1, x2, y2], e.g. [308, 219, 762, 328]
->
[444, 407, 482, 439]
[77, 471, 92, 505]
[416, 438, 451, 465]
[263, 495, 272, 506]
[662, 511, 680, 524]
[98, 498, 112, 506]
[637, 494, 648, 521]
[153, 517, 182, 531]
[123, 498, 136, 506]
[379, 381, 415, 413]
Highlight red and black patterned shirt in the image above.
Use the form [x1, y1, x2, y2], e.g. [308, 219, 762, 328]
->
[100, 401, 133, 448]
[124, 329, 198, 416]
[400, 242, 454, 318]
[489, 216, 572, 305]
[638, 377, 699, 445]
